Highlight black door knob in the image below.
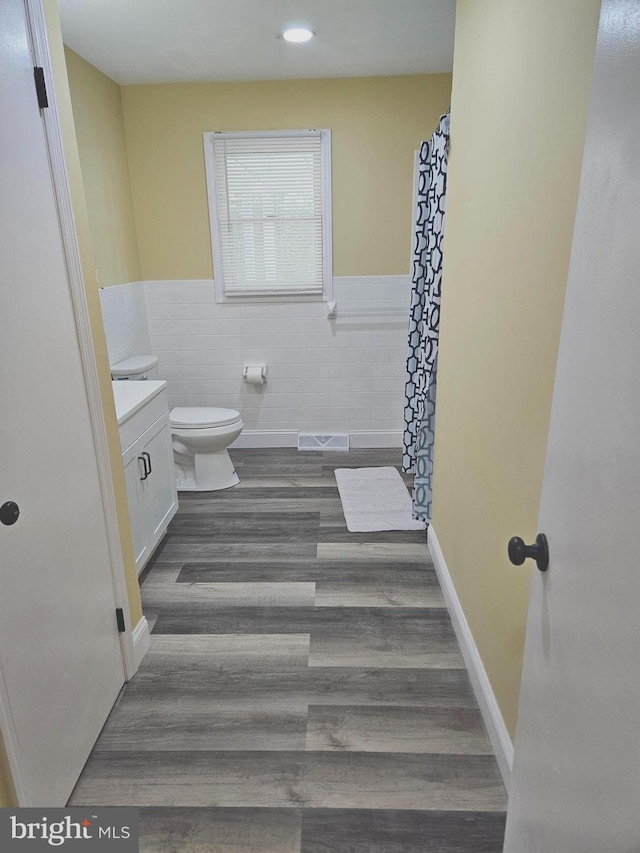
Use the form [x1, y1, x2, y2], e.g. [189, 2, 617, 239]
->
[508, 533, 549, 572]
[0, 501, 20, 526]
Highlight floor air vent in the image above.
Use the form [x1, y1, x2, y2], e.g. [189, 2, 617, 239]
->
[298, 433, 350, 451]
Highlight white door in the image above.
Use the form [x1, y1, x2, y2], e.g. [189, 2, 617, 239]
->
[122, 414, 178, 575]
[0, 0, 125, 806]
[141, 417, 179, 548]
[503, 1, 640, 849]
[123, 451, 150, 572]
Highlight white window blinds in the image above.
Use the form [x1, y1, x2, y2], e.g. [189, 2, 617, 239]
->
[205, 130, 331, 298]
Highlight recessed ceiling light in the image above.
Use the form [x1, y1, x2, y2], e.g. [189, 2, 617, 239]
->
[282, 27, 314, 43]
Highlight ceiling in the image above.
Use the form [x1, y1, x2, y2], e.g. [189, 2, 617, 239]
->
[57, 0, 456, 85]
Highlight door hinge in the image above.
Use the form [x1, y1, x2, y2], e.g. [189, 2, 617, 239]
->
[115, 607, 126, 633]
[33, 67, 48, 110]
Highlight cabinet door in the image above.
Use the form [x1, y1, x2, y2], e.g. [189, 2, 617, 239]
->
[123, 450, 150, 573]
[140, 415, 179, 551]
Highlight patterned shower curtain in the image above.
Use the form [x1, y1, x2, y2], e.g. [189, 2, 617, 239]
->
[402, 112, 450, 522]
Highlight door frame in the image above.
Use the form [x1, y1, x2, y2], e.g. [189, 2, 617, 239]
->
[0, 0, 136, 806]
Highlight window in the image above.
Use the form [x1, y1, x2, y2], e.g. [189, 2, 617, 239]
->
[204, 129, 332, 301]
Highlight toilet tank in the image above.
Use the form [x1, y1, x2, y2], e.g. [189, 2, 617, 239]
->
[110, 355, 159, 381]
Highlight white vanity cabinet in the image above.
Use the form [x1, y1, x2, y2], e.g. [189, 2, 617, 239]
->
[113, 381, 178, 574]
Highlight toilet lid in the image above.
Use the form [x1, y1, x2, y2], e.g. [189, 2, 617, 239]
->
[170, 406, 241, 429]
[110, 354, 159, 376]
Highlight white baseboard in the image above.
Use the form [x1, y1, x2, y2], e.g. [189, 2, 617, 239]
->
[349, 430, 402, 448]
[230, 429, 402, 449]
[230, 430, 298, 448]
[428, 525, 514, 792]
[131, 616, 151, 674]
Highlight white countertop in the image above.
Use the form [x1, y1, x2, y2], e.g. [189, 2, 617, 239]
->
[111, 380, 167, 425]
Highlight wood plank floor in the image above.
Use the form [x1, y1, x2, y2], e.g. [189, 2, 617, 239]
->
[69, 448, 507, 851]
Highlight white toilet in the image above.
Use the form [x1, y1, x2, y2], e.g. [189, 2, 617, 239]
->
[110, 356, 243, 492]
[170, 407, 243, 491]
[110, 354, 159, 381]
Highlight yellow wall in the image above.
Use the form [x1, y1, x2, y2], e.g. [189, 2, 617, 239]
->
[64, 47, 141, 287]
[0, 732, 16, 807]
[432, 0, 601, 739]
[120, 75, 452, 280]
[44, 4, 143, 626]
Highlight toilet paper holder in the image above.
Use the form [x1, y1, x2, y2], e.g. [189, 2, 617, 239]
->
[243, 363, 267, 384]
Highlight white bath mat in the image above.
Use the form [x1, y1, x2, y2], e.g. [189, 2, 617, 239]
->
[334, 467, 426, 532]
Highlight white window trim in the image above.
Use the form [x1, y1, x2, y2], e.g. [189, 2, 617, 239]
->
[203, 129, 333, 304]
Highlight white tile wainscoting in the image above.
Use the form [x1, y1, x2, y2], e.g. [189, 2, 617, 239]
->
[99, 281, 152, 368]
[99, 277, 411, 446]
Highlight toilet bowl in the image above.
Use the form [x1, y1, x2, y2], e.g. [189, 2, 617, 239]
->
[170, 407, 243, 491]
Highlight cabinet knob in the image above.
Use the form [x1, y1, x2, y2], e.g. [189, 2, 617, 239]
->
[138, 456, 149, 481]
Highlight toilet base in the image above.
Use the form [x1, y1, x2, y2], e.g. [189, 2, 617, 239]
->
[175, 448, 239, 492]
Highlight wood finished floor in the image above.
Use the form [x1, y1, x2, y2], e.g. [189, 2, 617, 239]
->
[70, 448, 507, 851]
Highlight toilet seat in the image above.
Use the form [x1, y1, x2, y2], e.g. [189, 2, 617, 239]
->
[170, 407, 241, 430]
